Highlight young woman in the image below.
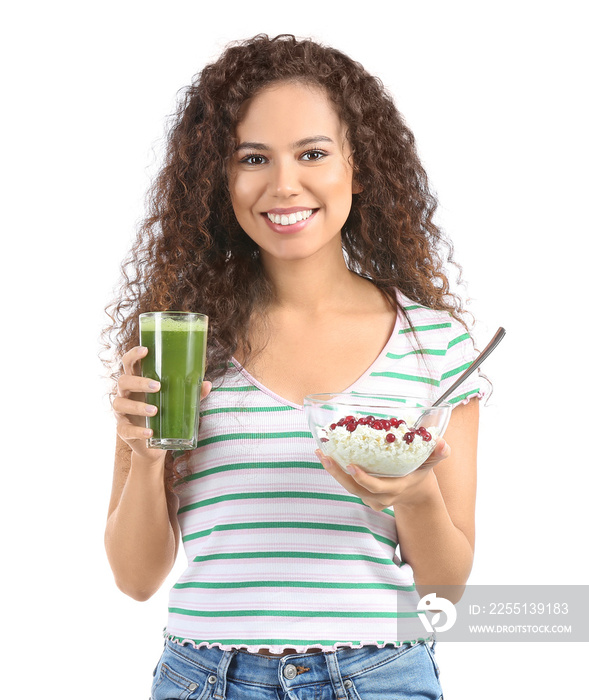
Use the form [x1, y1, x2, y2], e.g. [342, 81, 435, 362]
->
[104, 33, 483, 700]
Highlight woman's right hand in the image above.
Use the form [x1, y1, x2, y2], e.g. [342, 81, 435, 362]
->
[112, 346, 161, 463]
[112, 346, 212, 463]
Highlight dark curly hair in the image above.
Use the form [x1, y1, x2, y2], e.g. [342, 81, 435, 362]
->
[102, 34, 473, 479]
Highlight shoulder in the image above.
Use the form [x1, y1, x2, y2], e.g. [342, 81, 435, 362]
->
[393, 291, 483, 405]
[394, 290, 471, 352]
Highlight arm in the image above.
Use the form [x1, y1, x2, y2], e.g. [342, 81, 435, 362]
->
[104, 345, 211, 601]
[316, 398, 479, 603]
[104, 438, 180, 602]
[392, 399, 478, 599]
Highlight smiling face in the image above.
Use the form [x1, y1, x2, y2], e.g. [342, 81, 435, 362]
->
[228, 81, 361, 264]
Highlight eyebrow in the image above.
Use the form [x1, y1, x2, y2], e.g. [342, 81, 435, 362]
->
[235, 135, 334, 152]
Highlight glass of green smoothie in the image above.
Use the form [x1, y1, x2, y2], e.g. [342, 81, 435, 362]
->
[139, 311, 208, 450]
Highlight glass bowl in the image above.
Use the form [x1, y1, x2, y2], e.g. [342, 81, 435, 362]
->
[304, 393, 452, 477]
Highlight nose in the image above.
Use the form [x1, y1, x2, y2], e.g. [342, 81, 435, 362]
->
[267, 158, 302, 198]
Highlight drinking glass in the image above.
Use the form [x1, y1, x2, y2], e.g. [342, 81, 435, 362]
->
[139, 311, 208, 449]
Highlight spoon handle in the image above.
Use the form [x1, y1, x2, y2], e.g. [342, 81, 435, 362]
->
[433, 326, 506, 407]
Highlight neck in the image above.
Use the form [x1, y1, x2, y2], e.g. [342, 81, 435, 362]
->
[259, 244, 364, 316]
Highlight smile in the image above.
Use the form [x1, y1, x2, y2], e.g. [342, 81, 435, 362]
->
[266, 209, 315, 226]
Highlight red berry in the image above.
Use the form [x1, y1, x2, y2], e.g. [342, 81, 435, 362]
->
[416, 427, 432, 441]
[330, 423, 337, 430]
[365, 415, 375, 424]
[320, 437, 328, 442]
[385, 433, 396, 443]
[343, 415, 355, 423]
[381, 420, 392, 430]
[403, 431, 415, 444]
[358, 416, 371, 425]
[372, 420, 384, 430]
[346, 421, 357, 432]
[336, 418, 346, 427]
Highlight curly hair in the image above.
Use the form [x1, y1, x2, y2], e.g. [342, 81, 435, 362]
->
[102, 33, 473, 480]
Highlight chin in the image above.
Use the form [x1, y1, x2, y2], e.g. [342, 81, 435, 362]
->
[261, 244, 321, 263]
[263, 236, 342, 263]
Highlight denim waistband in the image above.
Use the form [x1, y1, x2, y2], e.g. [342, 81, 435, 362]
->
[161, 638, 434, 692]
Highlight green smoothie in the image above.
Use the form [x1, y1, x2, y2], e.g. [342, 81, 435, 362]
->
[139, 312, 208, 449]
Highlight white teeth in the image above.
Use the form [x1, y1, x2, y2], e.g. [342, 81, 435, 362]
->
[267, 209, 313, 225]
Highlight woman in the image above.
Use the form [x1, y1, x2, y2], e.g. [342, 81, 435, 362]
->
[104, 33, 482, 700]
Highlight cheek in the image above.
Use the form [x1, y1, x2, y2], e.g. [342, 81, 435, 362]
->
[323, 174, 355, 218]
[229, 175, 262, 213]
[321, 164, 355, 196]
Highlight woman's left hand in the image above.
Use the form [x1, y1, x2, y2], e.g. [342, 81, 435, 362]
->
[315, 438, 451, 511]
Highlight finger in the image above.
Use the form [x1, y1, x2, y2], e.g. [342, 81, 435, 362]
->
[316, 449, 343, 476]
[315, 451, 392, 511]
[422, 438, 451, 466]
[121, 345, 148, 376]
[342, 463, 377, 485]
[337, 462, 399, 495]
[201, 381, 212, 400]
[434, 438, 450, 458]
[315, 450, 360, 485]
[113, 396, 158, 418]
[117, 421, 154, 443]
[315, 449, 376, 488]
[118, 373, 160, 397]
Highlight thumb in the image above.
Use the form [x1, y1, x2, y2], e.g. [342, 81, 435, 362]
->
[435, 438, 451, 460]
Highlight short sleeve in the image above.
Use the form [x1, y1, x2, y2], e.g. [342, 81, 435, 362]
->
[437, 319, 485, 407]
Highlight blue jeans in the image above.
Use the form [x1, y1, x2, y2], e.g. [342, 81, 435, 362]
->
[151, 639, 443, 699]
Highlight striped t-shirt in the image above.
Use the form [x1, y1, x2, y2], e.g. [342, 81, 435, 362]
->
[165, 291, 483, 653]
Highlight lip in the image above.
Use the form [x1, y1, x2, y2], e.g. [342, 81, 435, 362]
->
[262, 208, 318, 234]
[265, 206, 317, 215]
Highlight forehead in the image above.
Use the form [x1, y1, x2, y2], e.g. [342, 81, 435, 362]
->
[235, 81, 347, 143]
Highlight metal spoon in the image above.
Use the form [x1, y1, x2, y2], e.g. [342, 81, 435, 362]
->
[414, 326, 506, 427]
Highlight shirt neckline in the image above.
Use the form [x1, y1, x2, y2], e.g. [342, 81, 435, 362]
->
[229, 299, 404, 411]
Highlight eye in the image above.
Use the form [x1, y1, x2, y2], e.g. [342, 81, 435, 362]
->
[301, 149, 327, 162]
[239, 154, 267, 166]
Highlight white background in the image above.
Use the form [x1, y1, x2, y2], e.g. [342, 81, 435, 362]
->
[2, 1, 587, 697]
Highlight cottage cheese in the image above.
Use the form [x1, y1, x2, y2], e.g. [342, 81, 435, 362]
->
[318, 415, 440, 477]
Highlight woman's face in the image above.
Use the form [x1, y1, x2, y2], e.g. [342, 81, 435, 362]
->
[228, 81, 360, 264]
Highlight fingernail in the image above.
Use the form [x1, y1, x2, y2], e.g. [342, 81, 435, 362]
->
[347, 465, 357, 475]
[148, 380, 160, 390]
[146, 405, 157, 414]
[143, 429, 153, 437]
[316, 451, 331, 469]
